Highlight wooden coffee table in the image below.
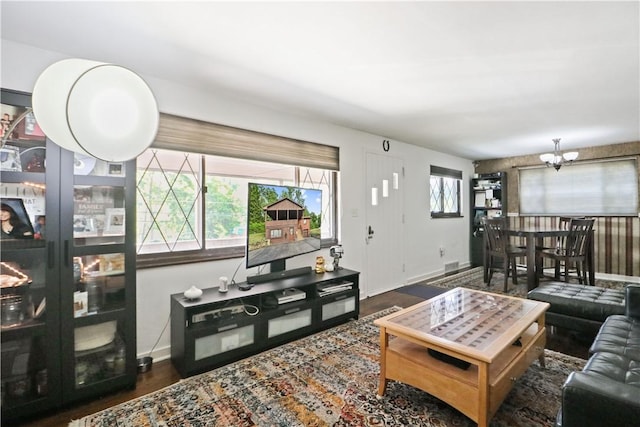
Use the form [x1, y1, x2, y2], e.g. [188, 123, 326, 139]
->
[374, 287, 549, 427]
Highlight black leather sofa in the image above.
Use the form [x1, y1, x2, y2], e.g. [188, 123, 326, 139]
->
[555, 283, 640, 427]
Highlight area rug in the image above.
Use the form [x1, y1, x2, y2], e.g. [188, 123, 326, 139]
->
[71, 307, 586, 427]
[412, 267, 627, 298]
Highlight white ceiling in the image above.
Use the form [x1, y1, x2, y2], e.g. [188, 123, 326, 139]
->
[1, 1, 639, 160]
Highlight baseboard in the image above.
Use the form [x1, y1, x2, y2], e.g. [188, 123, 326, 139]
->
[138, 344, 172, 364]
[406, 261, 473, 285]
[595, 272, 640, 284]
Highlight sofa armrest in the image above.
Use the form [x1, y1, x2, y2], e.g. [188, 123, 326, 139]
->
[560, 371, 640, 427]
[626, 284, 640, 319]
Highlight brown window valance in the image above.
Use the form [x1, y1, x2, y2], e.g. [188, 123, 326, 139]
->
[152, 113, 340, 171]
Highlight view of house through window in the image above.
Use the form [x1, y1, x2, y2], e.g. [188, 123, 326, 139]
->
[430, 165, 463, 218]
[136, 148, 337, 265]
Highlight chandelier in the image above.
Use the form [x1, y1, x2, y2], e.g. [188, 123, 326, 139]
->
[539, 138, 578, 171]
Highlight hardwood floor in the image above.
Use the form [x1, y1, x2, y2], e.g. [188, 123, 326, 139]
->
[13, 287, 591, 427]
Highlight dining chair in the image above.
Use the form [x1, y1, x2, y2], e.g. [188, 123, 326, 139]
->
[483, 217, 526, 291]
[540, 218, 594, 284]
[535, 216, 574, 278]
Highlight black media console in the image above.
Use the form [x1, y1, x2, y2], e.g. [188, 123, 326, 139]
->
[170, 268, 360, 377]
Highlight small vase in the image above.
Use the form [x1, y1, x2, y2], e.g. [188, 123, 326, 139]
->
[184, 286, 203, 300]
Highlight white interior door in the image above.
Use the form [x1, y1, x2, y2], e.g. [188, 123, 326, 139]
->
[364, 152, 405, 296]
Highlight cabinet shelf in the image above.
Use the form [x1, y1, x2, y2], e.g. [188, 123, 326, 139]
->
[470, 172, 507, 267]
[0, 240, 47, 250]
[0, 319, 47, 340]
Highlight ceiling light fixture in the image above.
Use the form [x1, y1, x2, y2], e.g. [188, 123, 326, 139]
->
[31, 58, 159, 162]
[539, 138, 578, 171]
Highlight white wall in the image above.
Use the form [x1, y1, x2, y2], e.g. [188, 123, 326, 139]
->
[2, 40, 474, 362]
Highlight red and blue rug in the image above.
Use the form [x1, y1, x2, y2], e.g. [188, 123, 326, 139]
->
[71, 306, 585, 426]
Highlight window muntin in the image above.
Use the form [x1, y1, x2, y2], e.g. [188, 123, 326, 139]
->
[136, 148, 337, 266]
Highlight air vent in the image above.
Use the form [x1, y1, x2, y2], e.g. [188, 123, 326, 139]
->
[444, 261, 459, 275]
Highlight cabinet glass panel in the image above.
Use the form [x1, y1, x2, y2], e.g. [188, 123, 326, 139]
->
[1, 186, 45, 241]
[1, 104, 47, 174]
[74, 154, 125, 178]
[322, 296, 356, 321]
[73, 253, 126, 316]
[1, 249, 47, 326]
[73, 185, 125, 246]
[1, 335, 48, 407]
[267, 308, 312, 338]
[73, 320, 127, 389]
[194, 324, 255, 361]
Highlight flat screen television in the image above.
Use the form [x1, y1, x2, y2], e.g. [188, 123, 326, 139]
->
[245, 183, 322, 284]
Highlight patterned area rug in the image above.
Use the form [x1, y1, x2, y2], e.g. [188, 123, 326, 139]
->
[71, 307, 586, 427]
[416, 267, 627, 298]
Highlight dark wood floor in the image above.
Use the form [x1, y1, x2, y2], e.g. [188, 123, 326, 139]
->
[14, 287, 592, 427]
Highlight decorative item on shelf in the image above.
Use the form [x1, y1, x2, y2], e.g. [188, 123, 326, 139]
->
[113, 345, 126, 375]
[85, 278, 103, 313]
[540, 138, 579, 171]
[183, 285, 203, 300]
[329, 245, 344, 270]
[73, 257, 84, 284]
[0, 261, 32, 289]
[218, 276, 228, 293]
[30, 58, 159, 162]
[0, 145, 22, 171]
[315, 256, 326, 274]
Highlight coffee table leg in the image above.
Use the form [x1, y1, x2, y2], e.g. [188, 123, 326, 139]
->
[538, 315, 546, 368]
[377, 327, 389, 397]
[478, 362, 490, 427]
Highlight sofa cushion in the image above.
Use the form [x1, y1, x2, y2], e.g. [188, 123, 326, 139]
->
[583, 351, 640, 386]
[528, 282, 625, 322]
[589, 315, 640, 360]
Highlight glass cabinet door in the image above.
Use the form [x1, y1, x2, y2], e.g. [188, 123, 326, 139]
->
[2, 88, 136, 419]
[1, 93, 61, 416]
[61, 149, 135, 401]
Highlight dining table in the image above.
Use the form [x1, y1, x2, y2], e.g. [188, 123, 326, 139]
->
[484, 225, 595, 291]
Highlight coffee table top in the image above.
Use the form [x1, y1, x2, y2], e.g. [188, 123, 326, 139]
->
[375, 287, 549, 362]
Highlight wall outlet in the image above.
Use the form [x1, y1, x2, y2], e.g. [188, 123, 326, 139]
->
[439, 247, 445, 257]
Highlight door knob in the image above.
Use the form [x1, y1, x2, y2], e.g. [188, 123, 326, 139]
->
[367, 225, 375, 239]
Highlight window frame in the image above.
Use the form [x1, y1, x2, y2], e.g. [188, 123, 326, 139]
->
[430, 165, 463, 219]
[136, 150, 339, 269]
[518, 157, 639, 216]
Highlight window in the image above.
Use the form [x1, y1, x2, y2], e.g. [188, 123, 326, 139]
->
[430, 165, 463, 218]
[519, 158, 638, 215]
[136, 113, 339, 268]
[270, 229, 282, 239]
[137, 149, 337, 267]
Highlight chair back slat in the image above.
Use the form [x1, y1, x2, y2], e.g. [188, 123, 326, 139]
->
[556, 216, 583, 249]
[564, 218, 594, 257]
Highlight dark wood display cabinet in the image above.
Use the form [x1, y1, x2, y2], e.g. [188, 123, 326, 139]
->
[470, 172, 507, 267]
[171, 268, 360, 377]
[1, 89, 137, 423]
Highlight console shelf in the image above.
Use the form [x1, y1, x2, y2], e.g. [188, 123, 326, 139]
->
[170, 268, 360, 377]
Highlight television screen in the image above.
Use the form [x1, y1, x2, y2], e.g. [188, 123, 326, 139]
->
[246, 183, 322, 270]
